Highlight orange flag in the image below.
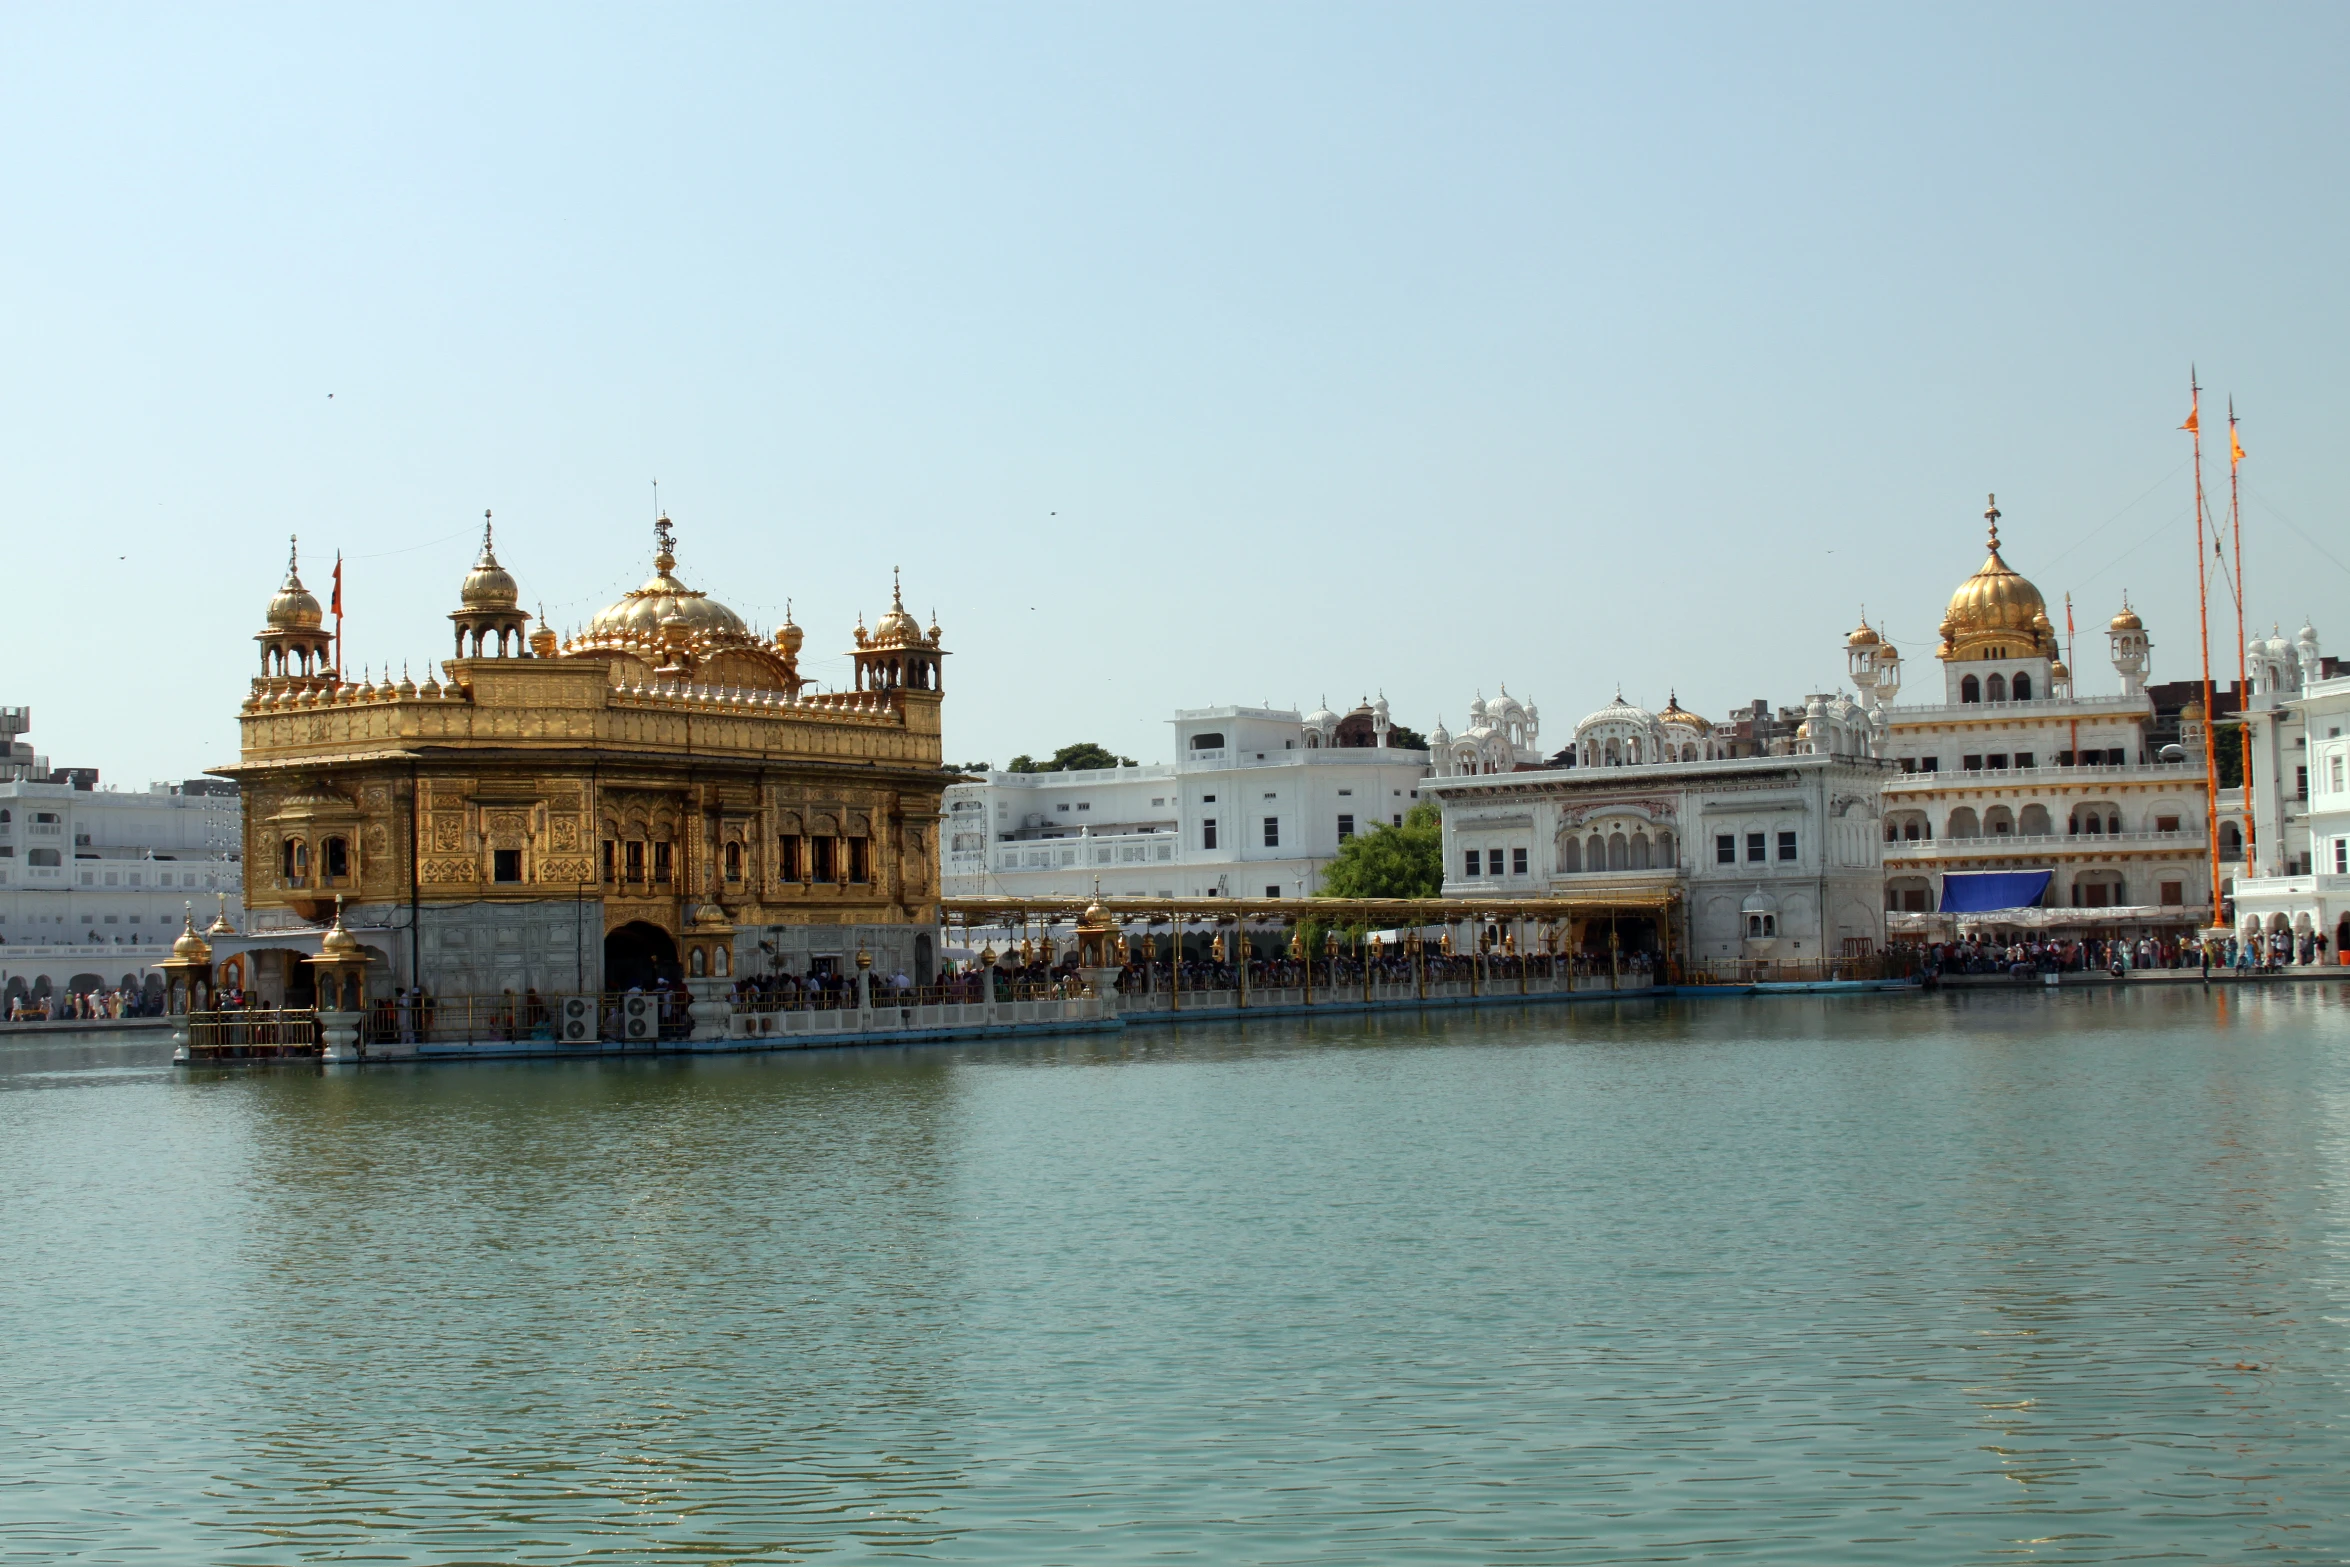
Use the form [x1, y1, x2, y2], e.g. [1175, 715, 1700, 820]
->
[2181, 397, 2199, 435]
[2230, 425, 2245, 465]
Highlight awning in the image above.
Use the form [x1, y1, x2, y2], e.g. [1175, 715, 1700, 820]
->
[1939, 869, 2052, 913]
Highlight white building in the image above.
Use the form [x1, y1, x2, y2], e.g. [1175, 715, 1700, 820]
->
[2229, 658, 2350, 961]
[1424, 691, 1888, 964]
[1845, 497, 2212, 927]
[941, 700, 1431, 905]
[2215, 621, 2336, 882]
[0, 709, 245, 1009]
[1427, 687, 1549, 775]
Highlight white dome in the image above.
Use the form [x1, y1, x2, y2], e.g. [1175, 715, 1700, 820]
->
[1576, 693, 1656, 735]
[1740, 891, 1777, 915]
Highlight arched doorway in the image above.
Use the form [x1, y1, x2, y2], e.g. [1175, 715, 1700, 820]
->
[604, 921, 679, 992]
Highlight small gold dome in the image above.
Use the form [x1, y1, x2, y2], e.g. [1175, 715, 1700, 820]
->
[1938, 495, 2059, 662]
[2110, 603, 2144, 633]
[320, 906, 362, 956]
[460, 518, 520, 609]
[870, 571, 924, 648]
[1847, 619, 1881, 648]
[172, 907, 214, 963]
[2050, 659, 2070, 680]
[265, 539, 324, 630]
[2181, 699, 2205, 722]
[1657, 691, 1711, 733]
[529, 622, 558, 658]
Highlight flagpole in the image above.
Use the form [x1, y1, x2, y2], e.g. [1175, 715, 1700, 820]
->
[2187, 370, 2223, 933]
[333, 551, 345, 681]
[2229, 400, 2253, 871]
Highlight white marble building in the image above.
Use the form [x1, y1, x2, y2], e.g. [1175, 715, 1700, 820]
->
[1424, 689, 1889, 963]
[0, 709, 245, 1008]
[1846, 498, 2212, 926]
[2229, 647, 2350, 959]
[941, 700, 1432, 904]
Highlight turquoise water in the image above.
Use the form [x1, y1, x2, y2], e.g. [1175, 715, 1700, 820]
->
[4, 987, 2349, 1564]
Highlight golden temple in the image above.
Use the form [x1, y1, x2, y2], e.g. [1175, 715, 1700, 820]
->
[216, 516, 950, 1001]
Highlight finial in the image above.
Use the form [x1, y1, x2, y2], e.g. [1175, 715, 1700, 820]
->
[654, 512, 675, 569]
[891, 565, 904, 607]
[285, 535, 301, 582]
[784, 597, 795, 623]
[1984, 492, 2001, 550]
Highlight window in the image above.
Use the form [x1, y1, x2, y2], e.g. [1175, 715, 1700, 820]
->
[322, 836, 349, 881]
[1391, 814, 1401, 828]
[1075, 803, 1089, 812]
[2336, 837, 2347, 874]
[2013, 673, 2033, 701]
[1203, 794, 1216, 804]
[1987, 754, 2008, 770]
[1190, 732, 1225, 749]
[1777, 830, 1797, 861]
[724, 842, 743, 881]
[1512, 846, 1528, 875]
[34, 812, 57, 824]
[1746, 832, 1766, 863]
[1463, 850, 1481, 877]
[1266, 884, 1281, 897]
[601, 840, 616, 883]
[2160, 881, 2184, 906]
[1899, 757, 1917, 773]
[848, 837, 870, 884]
[1338, 788, 1352, 797]
[779, 835, 802, 880]
[1961, 675, 1981, 703]
[1263, 817, 1280, 848]
[653, 841, 673, 884]
[625, 840, 646, 881]
[2155, 815, 2180, 833]
[1337, 814, 1355, 840]
[2015, 751, 2035, 770]
[1263, 792, 1277, 801]
[2330, 757, 2345, 794]
[1716, 834, 1735, 864]
[493, 848, 522, 883]
[1487, 848, 1504, 875]
[1151, 797, 1165, 807]
[1986, 673, 2008, 702]
[281, 838, 307, 884]
[2296, 765, 2308, 801]
[1963, 755, 1984, 771]
[810, 835, 837, 882]
[1202, 819, 1218, 851]
[1920, 757, 1939, 772]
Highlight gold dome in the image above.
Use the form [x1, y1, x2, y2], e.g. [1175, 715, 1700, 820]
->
[1657, 691, 1711, 733]
[319, 901, 362, 956]
[1937, 494, 2060, 662]
[2181, 699, 2205, 722]
[172, 907, 214, 963]
[265, 538, 324, 631]
[583, 516, 752, 644]
[2110, 601, 2143, 633]
[776, 602, 804, 658]
[460, 516, 520, 609]
[869, 569, 925, 649]
[1847, 617, 1881, 648]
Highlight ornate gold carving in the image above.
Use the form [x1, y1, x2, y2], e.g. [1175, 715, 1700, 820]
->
[421, 858, 478, 884]
[549, 817, 581, 850]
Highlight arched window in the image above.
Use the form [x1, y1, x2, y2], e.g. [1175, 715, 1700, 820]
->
[724, 841, 743, 881]
[2011, 672, 2032, 701]
[1947, 807, 1979, 839]
[1961, 674, 1981, 703]
[1608, 832, 1629, 870]
[1587, 834, 1605, 869]
[1629, 740, 1643, 764]
[322, 836, 349, 882]
[26, 847, 59, 867]
[1658, 831, 1674, 864]
[282, 838, 308, 884]
[0, 810, 10, 823]
[1631, 832, 1652, 869]
[1604, 738, 1621, 766]
[1559, 836, 1581, 873]
[1986, 673, 2008, 702]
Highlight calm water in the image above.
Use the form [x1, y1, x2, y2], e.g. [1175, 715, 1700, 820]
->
[4, 987, 2349, 1565]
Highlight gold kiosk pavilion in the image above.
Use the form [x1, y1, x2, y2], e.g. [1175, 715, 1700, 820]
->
[214, 517, 952, 1006]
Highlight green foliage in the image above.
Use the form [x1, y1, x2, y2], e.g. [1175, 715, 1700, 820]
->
[1384, 722, 1430, 752]
[2211, 722, 2246, 790]
[1314, 801, 1443, 901]
[946, 761, 994, 775]
[1006, 741, 1138, 773]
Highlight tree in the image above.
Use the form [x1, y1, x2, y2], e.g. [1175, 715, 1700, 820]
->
[1006, 741, 1138, 773]
[1385, 722, 1430, 752]
[1315, 802, 1443, 900]
[946, 761, 995, 775]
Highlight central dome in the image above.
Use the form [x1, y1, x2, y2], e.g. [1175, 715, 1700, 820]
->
[585, 517, 751, 644]
[266, 541, 324, 631]
[1938, 495, 2059, 661]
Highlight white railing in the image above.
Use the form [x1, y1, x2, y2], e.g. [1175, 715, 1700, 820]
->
[1885, 761, 2201, 788]
[996, 832, 1181, 872]
[1887, 695, 2150, 720]
[1884, 829, 2205, 857]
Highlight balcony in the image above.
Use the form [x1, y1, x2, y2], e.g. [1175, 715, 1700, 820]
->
[995, 831, 1182, 873]
[1883, 829, 2205, 861]
[1884, 760, 2202, 791]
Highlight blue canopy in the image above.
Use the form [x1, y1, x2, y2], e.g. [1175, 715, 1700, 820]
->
[1938, 869, 2053, 913]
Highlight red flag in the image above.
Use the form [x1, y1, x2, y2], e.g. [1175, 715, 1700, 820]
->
[331, 553, 342, 616]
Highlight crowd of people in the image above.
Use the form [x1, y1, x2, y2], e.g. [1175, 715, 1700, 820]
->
[3, 985, 166, 1022]
[1901, 926, 2334, 978]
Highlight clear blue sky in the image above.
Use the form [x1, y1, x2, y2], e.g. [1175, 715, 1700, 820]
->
[6, 4, 2346, 784]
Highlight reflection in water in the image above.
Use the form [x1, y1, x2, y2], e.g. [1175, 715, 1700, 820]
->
[3, 987, 2349, 1563]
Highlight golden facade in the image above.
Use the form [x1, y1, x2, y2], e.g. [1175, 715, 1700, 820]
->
[220, 519, 950, 997]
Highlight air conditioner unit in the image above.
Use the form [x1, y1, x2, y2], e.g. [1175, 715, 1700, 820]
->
[557, 995, 595, 1044]
[622, 992, 656, 1041]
